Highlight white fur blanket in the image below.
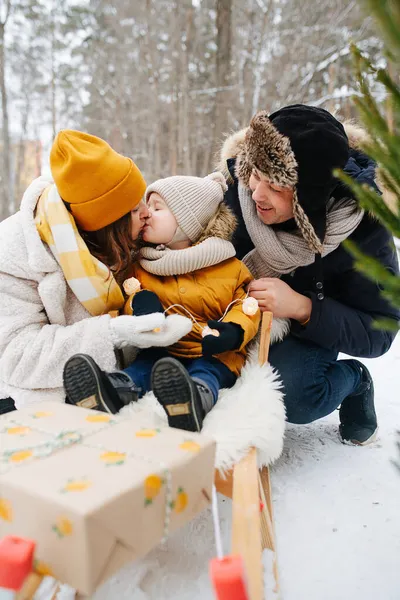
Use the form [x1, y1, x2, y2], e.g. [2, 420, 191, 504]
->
[120, 344, 286, 472]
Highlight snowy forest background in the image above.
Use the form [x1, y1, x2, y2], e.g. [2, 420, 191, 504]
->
[0, 0, 389, 221]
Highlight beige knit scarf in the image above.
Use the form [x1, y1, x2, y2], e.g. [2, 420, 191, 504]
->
[238, 183, 365, 278]
[139, 237, 236, 276]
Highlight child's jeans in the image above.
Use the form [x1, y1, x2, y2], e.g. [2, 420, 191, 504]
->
[124, 348, 237, 404]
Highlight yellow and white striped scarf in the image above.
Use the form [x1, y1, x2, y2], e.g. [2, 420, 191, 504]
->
[35, 185, 125, 316]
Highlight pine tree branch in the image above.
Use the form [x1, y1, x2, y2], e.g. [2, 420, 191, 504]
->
[336, 171, 400, 237]
[363, 0, 400, 59]
[341, 4, 400, 330]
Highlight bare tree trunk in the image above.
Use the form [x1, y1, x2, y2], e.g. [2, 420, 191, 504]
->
[344, 98, 351, 120]
[0, 0, 12, 220]
[169, 95, 178, 175]
[251, 6, 270, 115]
[34, 123, 42, 178]
[110, 97, 124, 151]
[169, 8, 179, 178]
[50, 3, 57, 139]
[15, 92, 31, 203]
[145, 0, 162, 178]
[240, 1, 256, 125]
[212, 0, 232, 163]
[174, 1, 186, 173]
[327, 62, 337, 114]
[181, 6, 193, 173]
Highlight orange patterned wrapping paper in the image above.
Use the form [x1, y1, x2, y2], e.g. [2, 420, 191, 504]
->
[0, 402, 216, 595]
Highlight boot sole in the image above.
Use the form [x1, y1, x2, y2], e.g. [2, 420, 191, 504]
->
[339, 427, 379, 446]
[63, 354, 118, 414]
[151, 357, 202, 432]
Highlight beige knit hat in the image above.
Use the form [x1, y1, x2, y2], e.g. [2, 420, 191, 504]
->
[145, 172, 228, 242]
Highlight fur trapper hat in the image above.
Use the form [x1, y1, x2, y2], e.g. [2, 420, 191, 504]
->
[235, 104, 350, 252]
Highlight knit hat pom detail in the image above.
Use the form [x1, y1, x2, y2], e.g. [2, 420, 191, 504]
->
[206, 171, 228, 194]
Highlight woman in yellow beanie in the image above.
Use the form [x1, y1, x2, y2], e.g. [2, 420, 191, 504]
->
[0, 130, 191, 413]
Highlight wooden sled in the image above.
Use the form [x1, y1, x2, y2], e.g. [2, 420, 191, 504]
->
[214, 311, 279, 600]
[0, 312, 279, 600]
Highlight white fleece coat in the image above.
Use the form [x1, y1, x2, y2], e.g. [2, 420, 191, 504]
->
[0, 177, 119, 408]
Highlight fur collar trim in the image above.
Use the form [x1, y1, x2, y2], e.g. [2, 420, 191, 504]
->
[197, 202, 238, 243]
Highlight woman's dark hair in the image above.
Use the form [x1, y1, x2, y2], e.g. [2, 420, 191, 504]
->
[80, 212, 137, 286]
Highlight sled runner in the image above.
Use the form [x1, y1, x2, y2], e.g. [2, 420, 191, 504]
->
[211, 311, 280, 600]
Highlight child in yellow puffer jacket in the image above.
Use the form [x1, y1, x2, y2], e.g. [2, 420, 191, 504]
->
[123, 171, 260, 432]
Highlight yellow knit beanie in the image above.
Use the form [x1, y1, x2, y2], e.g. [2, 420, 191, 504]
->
[50, 130, 146, 231]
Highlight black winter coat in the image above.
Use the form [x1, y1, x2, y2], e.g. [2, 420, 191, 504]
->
[224, 153, 400, 358]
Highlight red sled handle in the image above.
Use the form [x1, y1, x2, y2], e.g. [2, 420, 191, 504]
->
[210, 555, 249, 600]
[0, 536, 36, 591]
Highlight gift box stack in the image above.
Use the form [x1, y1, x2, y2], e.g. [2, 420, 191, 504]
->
[0, 402, 216, 595]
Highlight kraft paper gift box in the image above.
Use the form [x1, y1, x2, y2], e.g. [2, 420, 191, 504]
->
[0, 401, 216, 595]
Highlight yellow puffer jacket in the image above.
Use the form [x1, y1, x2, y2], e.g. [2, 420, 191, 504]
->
[129, 258, 260, 376]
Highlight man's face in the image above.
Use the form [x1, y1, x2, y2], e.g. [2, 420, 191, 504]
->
[248, 169, 294, 225]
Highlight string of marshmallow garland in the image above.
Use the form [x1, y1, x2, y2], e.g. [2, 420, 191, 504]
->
[123, 277, 260, 338]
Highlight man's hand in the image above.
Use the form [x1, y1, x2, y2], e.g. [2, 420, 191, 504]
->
[248, 278, 312, 322]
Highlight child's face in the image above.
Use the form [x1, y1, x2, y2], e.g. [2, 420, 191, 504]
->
[143, 192, 178, 244]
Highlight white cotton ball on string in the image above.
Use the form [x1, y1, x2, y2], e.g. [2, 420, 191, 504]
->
[202, 326, 220, 338]
[123, 277, 141, 296]
[242, 296, 259, 316]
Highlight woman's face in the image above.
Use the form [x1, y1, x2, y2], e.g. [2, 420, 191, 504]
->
[248, 169, 294, 225]
[142, 192, 178, 244]
[130, 200, 150, 240]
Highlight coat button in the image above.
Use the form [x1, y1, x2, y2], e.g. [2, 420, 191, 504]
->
[317, 292, 324, 301]
[179, 287, 186, 294]
[316, 281, 323, 289]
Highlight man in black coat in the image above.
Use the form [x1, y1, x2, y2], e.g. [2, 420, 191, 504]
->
[220, 104, 399, 445]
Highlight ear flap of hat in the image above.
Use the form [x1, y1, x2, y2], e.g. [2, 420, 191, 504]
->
[293, 184, 334, 252]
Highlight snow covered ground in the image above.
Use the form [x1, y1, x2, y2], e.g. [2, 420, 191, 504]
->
[94, 334, 400, 600]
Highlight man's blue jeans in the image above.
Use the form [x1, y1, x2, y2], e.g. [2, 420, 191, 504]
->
[268, 335, 362, 424]
[124, 348, 236, 403]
